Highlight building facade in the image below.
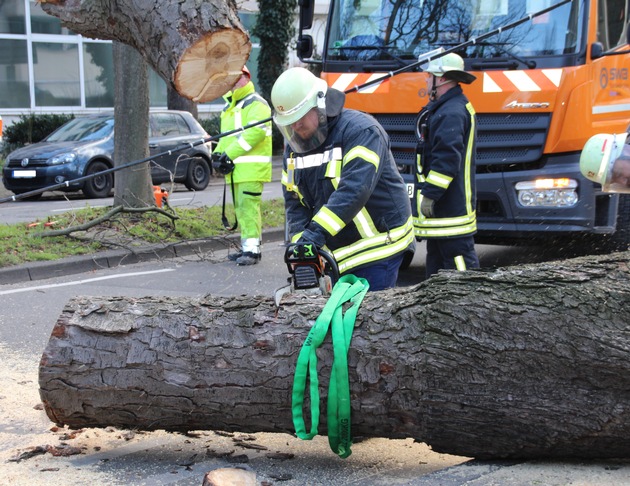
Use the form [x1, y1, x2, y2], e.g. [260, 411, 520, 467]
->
[0, 1, 330, 130]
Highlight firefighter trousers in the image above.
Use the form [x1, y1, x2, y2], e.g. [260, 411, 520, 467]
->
[425, 236, 479, 278]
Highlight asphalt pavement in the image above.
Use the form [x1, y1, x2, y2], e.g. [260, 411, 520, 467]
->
[2, 163, 630, 484]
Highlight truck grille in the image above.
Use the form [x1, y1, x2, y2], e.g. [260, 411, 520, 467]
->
[373, 112, 551, 174]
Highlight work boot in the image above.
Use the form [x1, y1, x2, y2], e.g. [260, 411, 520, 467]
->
[228, 251, 243, 262]
[236, 252, 261, 266]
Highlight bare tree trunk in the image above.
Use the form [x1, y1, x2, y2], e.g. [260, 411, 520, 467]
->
[41, 0, 250, 102]
[168, 86, 199, 119]
[39, 252, 630, 460]
[113, 42, 153, 207]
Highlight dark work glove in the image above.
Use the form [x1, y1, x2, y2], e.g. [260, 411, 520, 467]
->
[298, 228, 326, 250]
[212, 153, 234, 175]
[420, 196, 435, 218]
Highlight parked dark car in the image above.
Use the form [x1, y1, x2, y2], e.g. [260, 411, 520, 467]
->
[2, 110, 214, 199]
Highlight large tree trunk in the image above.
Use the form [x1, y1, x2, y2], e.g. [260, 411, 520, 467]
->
[113, 42, 153, 207]
[41, 0, 250, 102]
[39, 252, 630, 460]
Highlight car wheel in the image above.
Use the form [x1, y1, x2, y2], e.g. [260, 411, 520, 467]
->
[184, 157, 210, 191]
[82, 160, 113, 199]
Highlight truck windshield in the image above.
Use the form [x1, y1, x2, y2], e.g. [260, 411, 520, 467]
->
[326, 0, 583, 62]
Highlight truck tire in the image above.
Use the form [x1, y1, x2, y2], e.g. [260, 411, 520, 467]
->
[581, 194, 630, 254]
[607, 194, 630, 251]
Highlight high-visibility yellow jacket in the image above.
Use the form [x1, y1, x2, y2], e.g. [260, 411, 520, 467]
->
[214, 81, 272, 183]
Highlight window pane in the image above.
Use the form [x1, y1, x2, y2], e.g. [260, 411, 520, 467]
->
[84, 43, 114, 107]
[0, 39, 30, 108]
[33, 42, 80, 106]
[0, 0, 26, 34]
[149, 69, 168, 107]
[30, 1, 74, 35]
[150, 113, 181, 136]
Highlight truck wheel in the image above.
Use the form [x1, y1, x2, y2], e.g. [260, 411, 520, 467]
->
[185, 157, 210, 191]
[83, 161, 113, 199]
[581, 194, 630, 254]
[606, 194, 630, 251]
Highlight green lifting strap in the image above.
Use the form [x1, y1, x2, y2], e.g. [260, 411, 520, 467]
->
[291, 274, 370, 458]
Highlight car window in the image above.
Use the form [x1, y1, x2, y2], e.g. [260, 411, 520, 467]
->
[175, 115, 191, 134]
[47, 117, 114, 142]
[150, 113, 190, 137]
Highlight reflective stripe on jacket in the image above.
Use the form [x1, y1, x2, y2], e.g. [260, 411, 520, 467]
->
[214, 81, 272, 183]
[414, 85, 477, 238]
[282, 109, 415, 274]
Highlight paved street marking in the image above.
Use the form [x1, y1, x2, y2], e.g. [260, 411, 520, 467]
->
[0, 268, 174, 295]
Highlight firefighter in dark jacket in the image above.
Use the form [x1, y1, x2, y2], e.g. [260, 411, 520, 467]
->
[414, 53, 479, 277]
[270, 67, 415, 291]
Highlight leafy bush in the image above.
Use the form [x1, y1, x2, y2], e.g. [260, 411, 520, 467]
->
[199, 114, 221, 137]
[1, 113, 75, 157]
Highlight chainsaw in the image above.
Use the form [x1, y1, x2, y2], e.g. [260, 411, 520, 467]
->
[274, 242, 339, 307]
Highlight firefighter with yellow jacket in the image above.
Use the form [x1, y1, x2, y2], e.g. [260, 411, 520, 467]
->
[213, 66, 273, 265]
[414, 53, 479, 277]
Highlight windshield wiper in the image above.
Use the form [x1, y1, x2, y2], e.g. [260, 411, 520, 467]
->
[470, 41, 536, 69]
[332, 38, 408, 67]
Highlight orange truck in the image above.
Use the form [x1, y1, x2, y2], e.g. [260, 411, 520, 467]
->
[297, 0, 630, 250]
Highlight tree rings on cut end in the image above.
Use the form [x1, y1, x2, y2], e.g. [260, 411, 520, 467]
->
[175, 29, 251, 102]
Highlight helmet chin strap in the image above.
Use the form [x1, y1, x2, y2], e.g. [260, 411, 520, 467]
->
[429, 75, 455, 101]
[429, 75, 438, 101]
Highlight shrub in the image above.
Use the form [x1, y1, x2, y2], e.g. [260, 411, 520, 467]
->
[198, 114, 221, 137]
[1, 113, 75, 157]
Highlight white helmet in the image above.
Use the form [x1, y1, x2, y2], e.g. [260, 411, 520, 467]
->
[271, 67, 345, 153]
[422, 53, 476, 84]
[580, 133, 630, 193]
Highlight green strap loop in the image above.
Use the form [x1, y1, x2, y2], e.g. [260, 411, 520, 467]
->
[291, 274, 369, 458]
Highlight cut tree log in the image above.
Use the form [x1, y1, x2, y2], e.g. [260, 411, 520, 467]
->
[41, 0, 250, 102]
[39, 252, 630, 460]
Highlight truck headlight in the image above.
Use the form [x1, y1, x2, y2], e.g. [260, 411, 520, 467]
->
[48, 152, 77, 165]
[515, 178, 578, 207]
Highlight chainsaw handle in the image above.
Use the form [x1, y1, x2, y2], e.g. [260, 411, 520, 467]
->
[318, 248, 339, 285]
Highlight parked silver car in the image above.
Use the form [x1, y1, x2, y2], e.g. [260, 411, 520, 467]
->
[2, 110, 213, 199]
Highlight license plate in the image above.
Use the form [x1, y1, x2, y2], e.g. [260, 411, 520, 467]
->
[13, 170, 36, 178]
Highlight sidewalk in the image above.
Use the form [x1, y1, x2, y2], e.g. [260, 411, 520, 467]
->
[0, 226, 286, 286]
[0, 156, 287, 285]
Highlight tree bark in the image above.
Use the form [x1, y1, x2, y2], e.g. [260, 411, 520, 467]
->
[39, 252, 630, 460]
[113, 42, 153, 207]
[41, 0, 250, 102]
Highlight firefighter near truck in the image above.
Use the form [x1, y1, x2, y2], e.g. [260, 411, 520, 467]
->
[296, 0, 630, 252]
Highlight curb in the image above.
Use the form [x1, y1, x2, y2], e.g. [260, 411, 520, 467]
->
[0, 227, 286, 286]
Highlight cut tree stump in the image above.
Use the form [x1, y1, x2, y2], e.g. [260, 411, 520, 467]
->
[41, 0, 250, 102]
[39, 252, 630, 460]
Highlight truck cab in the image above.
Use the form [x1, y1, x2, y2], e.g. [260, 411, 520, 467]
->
[298, 0, 630, 251]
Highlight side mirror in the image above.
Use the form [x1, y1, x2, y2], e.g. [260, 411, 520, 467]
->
[297, 35, 314, 60]
[299, 0, 314, 30]
[591, 42, 604, 60]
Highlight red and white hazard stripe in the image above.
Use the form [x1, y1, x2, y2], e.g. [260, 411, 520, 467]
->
[327, 73, 390, 94]
[482, 69, 563, 92]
